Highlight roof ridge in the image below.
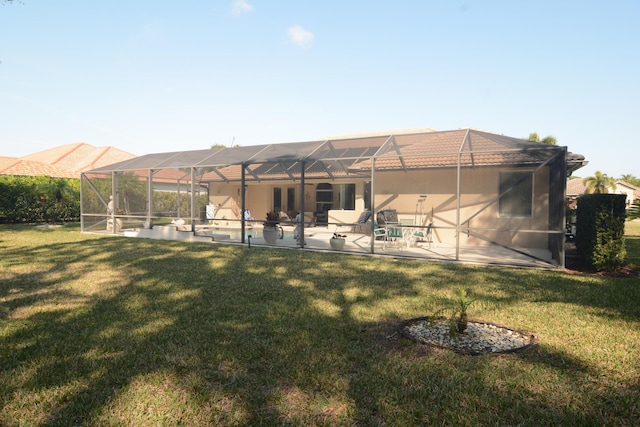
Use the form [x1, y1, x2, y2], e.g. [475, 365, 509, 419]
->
[0, 158, 21, 174]
[51, 142, 86, 165]
[615, 180, 640, 190]
[80, 146, 111, 171]
[324, 127, 440, 140]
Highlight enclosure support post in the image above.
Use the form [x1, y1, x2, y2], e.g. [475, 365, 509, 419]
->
[241, 164, 246, 244]
[147, 169, 153, 228]
[80, 173, 85, 232]
[111, 171, 118, 235]
[370, 157, 376, 254]
[190, 168, 196, 232]
[299, 161, 306, 249]
[455, 129, 469, 261]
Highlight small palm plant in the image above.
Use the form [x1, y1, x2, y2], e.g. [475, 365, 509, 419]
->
[426, 288, 478, 336]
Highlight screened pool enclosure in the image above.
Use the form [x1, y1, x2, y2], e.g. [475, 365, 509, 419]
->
[81, 129, 586, 268]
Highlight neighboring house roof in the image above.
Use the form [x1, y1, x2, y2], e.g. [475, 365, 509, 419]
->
[566, 178, 640, 204]
[0, 156, 77, 178]
[20, 143, 136, 176]
[614, 180, 640, 192]
[1, 143, 136, 178]
[613, 180, 640, 204]
[566, 178, 587, 196]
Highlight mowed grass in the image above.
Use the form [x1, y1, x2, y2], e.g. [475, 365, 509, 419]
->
[1, 224, 639, 426]
[625, 220, 640, 269]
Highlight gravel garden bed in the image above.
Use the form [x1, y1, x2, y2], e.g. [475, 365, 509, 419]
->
[397, 317, 536, 355]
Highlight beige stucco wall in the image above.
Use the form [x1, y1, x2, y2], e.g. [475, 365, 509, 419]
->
[206, 166, 554, 249]
[208, 183, 242, 222]
[372, 167, 551, 247]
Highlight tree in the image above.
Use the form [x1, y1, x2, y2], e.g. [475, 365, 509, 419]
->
[116, 173, 146, 215]
[620, 174, 640, 187]
[38, 178, 77, 206]
[528, 132, 557, 145]
[582, 171, 617, 194]
[37, 178, 79, 223]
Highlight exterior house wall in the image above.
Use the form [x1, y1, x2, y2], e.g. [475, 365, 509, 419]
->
[371, 166, 550, 248]
[208, 183, 242, 223]
[208, 166, 553, 249]
[612, 182, 637, 207]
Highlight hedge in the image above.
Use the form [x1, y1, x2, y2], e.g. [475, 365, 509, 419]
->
[0, 176, 80, 224]
[576, 194, 627, 272]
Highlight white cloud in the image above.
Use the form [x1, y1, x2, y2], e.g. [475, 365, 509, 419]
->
[287, 25, 314, 48]
[231, 0, 253, 16]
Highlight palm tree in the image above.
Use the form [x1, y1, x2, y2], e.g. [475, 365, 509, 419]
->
[582, 171, 617, 194]
[38, 178, 77, 206]
[528, 132, 557, 145]
[37, 178, 79, 223]
[620, 174, 640, 187]
[117, 173, 146, 214]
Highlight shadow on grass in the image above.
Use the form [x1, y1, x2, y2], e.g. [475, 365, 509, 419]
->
[362, 334, 639, 425]
[0, 226, 639, 425]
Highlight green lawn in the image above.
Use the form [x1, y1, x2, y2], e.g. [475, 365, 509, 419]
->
[1, 224, 639, 426]
[625, 220, 640, 269]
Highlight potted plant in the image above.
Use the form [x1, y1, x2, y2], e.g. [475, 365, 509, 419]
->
[330, 232, 346, 250]
[262, 212, 281, 245]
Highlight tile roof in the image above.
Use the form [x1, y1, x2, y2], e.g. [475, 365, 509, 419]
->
[20, 143, 136, 176]
[0, 156, 77, 178]
[1, 143, 136, 178]
[566, 178, 587, 196]
[566, 178, 640, 199]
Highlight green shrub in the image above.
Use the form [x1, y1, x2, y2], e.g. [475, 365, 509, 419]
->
[576, 194, 627, 272]
[0, 175, 79, 224]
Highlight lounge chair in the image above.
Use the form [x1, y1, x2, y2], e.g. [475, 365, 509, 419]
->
[353, 210, 372, 235]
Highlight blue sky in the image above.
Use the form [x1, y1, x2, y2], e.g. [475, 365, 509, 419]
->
[1, 0, 638, 178]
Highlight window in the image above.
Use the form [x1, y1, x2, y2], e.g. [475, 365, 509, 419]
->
[315, 183, 333, 212]
[363, 181, 371, 210]
[315, 183, 356, 212]
[498, 171, 533, 217]
[336, 183, 356, 210]
[273, 188, 282, 212]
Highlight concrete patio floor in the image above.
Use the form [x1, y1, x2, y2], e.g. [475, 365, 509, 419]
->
[95, 223, 560, 269]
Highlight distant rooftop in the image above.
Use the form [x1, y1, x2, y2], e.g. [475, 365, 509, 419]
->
[1, 143, 136, 178]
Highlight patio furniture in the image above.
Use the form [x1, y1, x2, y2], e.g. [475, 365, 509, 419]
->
[408, 221, 433, 248]
[376, 209, 398, 226]
[385, 225, 405, 251]
[352, 210, 372, 234]
[373, 222, 387, 247]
